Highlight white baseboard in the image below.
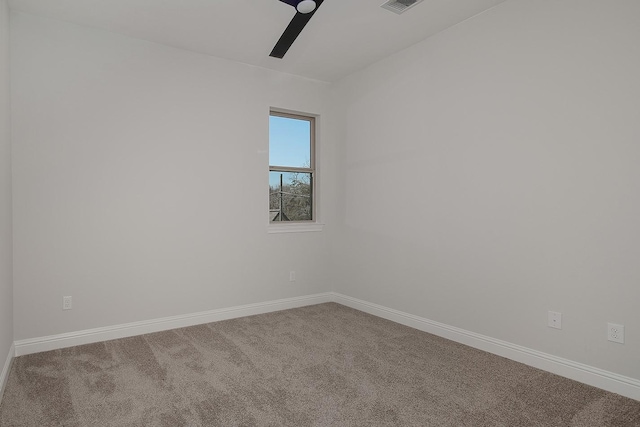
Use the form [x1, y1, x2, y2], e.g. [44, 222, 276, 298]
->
[14, 293, 333, 357]
[0, 343, 14, 402]
[331, 292, 640, 401]
[11, 291, 640, 401]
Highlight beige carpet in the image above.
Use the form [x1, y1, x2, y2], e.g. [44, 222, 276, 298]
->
[0, 303, 639, 426]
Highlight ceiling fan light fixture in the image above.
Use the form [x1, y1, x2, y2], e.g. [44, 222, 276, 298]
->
[296, 0, 316, 14]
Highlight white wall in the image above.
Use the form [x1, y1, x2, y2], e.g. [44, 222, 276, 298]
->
[10, 12, 336, 340]
[8, 0, 640, 390]
[332, 0, 640, 380]
[0, 0, 14, 386]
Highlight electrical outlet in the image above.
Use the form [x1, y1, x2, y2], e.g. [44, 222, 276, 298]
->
[289, 271, 296, 282]
[548, 311, 562, 329]
[608, 323, 624, 344]
[63, 296, 72, 310]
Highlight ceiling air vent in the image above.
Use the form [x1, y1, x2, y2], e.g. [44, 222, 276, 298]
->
[381, 0, 424, 14]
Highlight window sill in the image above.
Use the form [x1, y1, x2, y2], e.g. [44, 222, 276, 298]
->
[268, 222, 325, 234]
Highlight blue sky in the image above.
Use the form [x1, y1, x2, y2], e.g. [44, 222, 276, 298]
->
[269, 115, 310, 168]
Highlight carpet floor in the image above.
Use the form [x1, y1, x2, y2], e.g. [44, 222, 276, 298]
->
[0, 303, 639, 426]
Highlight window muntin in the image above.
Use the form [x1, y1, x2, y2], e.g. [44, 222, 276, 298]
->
[269, 112, 315, 223]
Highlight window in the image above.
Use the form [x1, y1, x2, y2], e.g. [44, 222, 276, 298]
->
[269, 111, 315, 223]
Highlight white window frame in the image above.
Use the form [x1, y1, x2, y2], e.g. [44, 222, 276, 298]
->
[268, 109, 323, 233]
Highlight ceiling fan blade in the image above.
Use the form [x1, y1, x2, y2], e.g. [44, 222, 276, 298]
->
[270, 0, 324, 59]
[278, 0, 299, 7]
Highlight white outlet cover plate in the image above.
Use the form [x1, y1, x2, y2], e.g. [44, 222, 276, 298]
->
[548, 311, 562, 329]
[608, 323, 624, 344]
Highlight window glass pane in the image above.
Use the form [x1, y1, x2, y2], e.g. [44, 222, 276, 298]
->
[269, 115, 311, 168]
[269, 171, 312, 222]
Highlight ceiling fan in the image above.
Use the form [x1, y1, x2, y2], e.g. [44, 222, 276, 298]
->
[270, 0, 324, 59]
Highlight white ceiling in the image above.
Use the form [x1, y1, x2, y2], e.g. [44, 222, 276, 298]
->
[8, 0, 508, 82]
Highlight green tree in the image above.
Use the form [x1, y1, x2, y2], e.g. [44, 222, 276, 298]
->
[269, 171, 311, 221]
